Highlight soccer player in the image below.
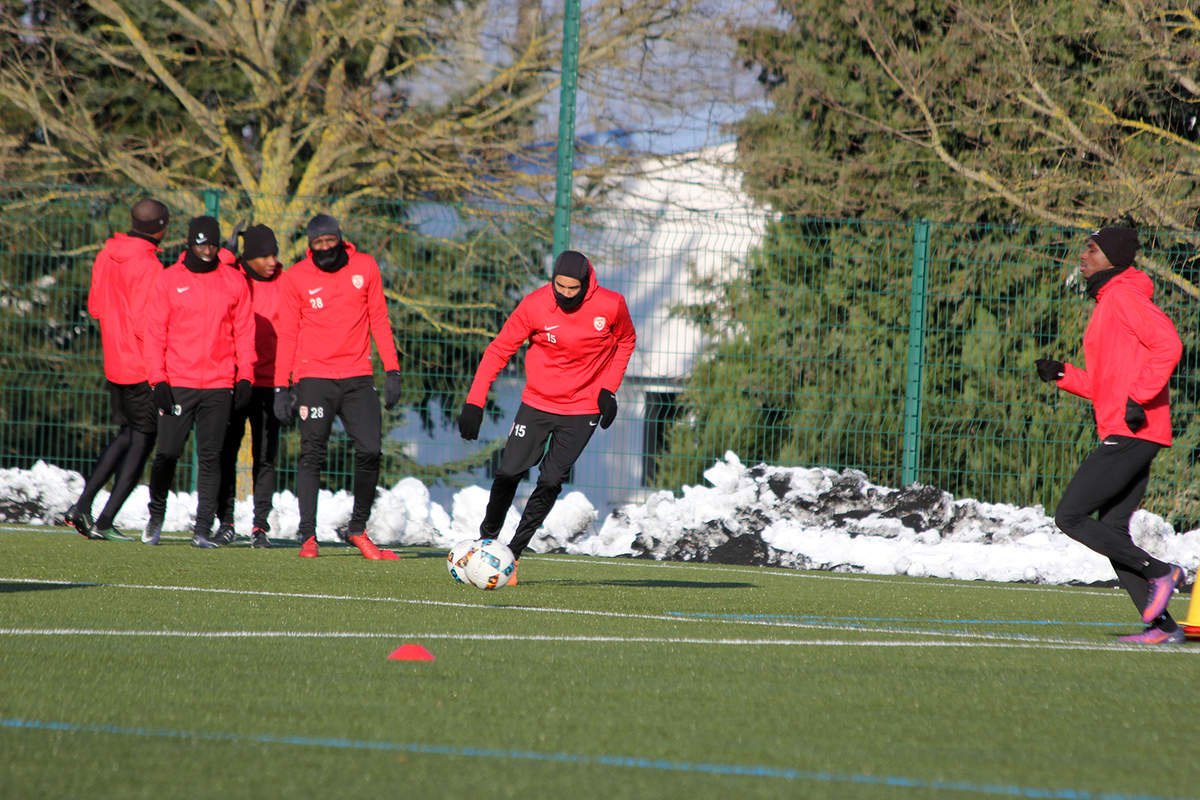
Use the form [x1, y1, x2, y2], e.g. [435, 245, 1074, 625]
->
[273, 214, 403, 559]
[1036, 226, 1186, 644]
[213, 224, 283, 548]
[142, 216, 255, 548]
[456, 250, 636, 584]
[64, 199, 169, 541]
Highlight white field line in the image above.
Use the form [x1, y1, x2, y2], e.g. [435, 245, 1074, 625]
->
[0, 576, 1176, 650]
[0, 627, 1197, 656]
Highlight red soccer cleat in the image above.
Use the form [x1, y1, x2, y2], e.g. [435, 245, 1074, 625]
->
[348, 533, 399, 560]
[507, 560, 519, 586]
[299, 536, 319, 558]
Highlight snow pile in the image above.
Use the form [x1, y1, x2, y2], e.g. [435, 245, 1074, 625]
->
[5, 453, 1200, 586]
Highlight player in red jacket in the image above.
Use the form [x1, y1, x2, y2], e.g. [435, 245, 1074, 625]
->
[273, 214, 403, 560]
[65, 199, 169, 541]
[142, 216, 255, 548]
[1036, 226, 1186, 643]
[213, 224, 283, 548]
[456, 250, 636, 583]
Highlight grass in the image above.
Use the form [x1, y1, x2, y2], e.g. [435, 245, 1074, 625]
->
[1, 525, 1197, 799]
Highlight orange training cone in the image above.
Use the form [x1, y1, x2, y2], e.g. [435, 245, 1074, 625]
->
[1180, 582, 1200, 639]
[388, 643, 435, 661]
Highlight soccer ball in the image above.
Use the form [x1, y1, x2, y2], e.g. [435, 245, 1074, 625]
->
[464, 539, 516, 590]
[446, 540, 478, 584]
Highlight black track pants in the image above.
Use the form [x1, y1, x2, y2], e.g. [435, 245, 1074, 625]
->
[216, 387, 279, 530]
[77, 381, 157, 527]
[479, 403, 598, 558]
[1054, 435, 1176, 626]
[294, 376, 382, 539]
[147, 387, 232, 536]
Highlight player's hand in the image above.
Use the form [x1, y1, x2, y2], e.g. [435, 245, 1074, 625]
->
[1035, 358, 1064, 383]
[1125, 398, 1146, 432]
[384, 370, 403, 410]
[233, 379, 252, 410]
[598, 389, 618, 429]
[153, 383, 175, 415]
[457, 403, 483, 440]
[273, 386, 298, 425]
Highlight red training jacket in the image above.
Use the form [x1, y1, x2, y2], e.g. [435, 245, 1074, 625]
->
[274, 242, 400, 385]
[239, 266, 283, 387]
[144, 253, 255, 389]
[87, 233, 163, 383]
[1057, 267, 1182, 446]
[467, 263, 637, 415]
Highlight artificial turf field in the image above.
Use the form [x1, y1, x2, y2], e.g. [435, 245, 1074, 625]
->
[1, 526, 1197, 800]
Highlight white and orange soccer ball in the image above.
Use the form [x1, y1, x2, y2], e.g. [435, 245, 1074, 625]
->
[446, 540, 478, 584]
[463, 539, 515, 590]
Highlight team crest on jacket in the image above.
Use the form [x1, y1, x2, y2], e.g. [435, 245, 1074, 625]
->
[351, 274, 364, 289]
[299, 406, 308, 421]
[593, 316, 606, 331]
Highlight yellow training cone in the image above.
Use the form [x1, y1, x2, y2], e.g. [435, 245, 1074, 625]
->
[1180, 582, 1200, 639]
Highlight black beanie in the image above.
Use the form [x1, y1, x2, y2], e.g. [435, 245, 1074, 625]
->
[1090, 226, 1139, 268]
[130, 199, 169, 235]
[306, 213, 341, 243]
[240, 224, 278, 261]
[187, 215, 221, 249]
[553, 250, 591, 282]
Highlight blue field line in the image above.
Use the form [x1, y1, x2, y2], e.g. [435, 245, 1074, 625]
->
[1, 717, 1191, 799]
[667, 611, 1127, 627]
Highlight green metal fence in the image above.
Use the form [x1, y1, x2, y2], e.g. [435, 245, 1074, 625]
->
[1, 186, 1197, 527]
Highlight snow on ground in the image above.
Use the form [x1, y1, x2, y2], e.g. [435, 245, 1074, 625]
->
[3, 452, 1200, 586]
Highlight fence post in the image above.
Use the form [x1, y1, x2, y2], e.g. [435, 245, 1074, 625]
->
[191, 189, 222, 495]
[203, 188, 220, 219]
[902, 219, 931, 486]
[551, 0, 581, 257]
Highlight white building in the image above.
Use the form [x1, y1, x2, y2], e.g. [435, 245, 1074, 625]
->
[389, 143, 768, 517]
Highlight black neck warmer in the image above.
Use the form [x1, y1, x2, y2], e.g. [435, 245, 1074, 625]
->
[184, 249, 218, 273]
[127, 230, 161, 245]
[240, 260, 278, 282]
[312, 243, 349, 273]
[1086, 265, 1128, 300]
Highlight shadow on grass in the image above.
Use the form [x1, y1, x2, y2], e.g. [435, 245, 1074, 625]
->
[533, 578, 756, 589]
[0, 581, 93, 593]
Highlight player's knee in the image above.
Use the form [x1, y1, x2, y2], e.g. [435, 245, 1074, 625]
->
[494, 467, 530, 483]
[355, 449, 381, 471]
[533, 477, 564, 495]
[1054, 506, 1085, 535]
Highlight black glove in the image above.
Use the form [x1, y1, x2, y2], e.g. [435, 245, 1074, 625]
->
[233, 379, 252, 410]
[598, 388, 618, 429]
[1035, 358, 1064, 383]
[153, 383, 174, 415]
[457, 403, 483, 440]
[384, 370, 402, 410]
[1125, 398, 1147, 432]
[273, 386, 298, 425]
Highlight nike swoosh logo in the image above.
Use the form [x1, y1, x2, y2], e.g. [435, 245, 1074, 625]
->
[1103, 440, 1119, 445]
[308, 287, 323, 295]
[176, 287, 189, 293]
[544, 325, 560, 331]
[589, 420, 597, 427]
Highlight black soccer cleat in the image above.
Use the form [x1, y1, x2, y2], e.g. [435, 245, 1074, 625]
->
[213, 522, 236, 546]
[250, 527, 271, 549]
[65, 505, 105, 540]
